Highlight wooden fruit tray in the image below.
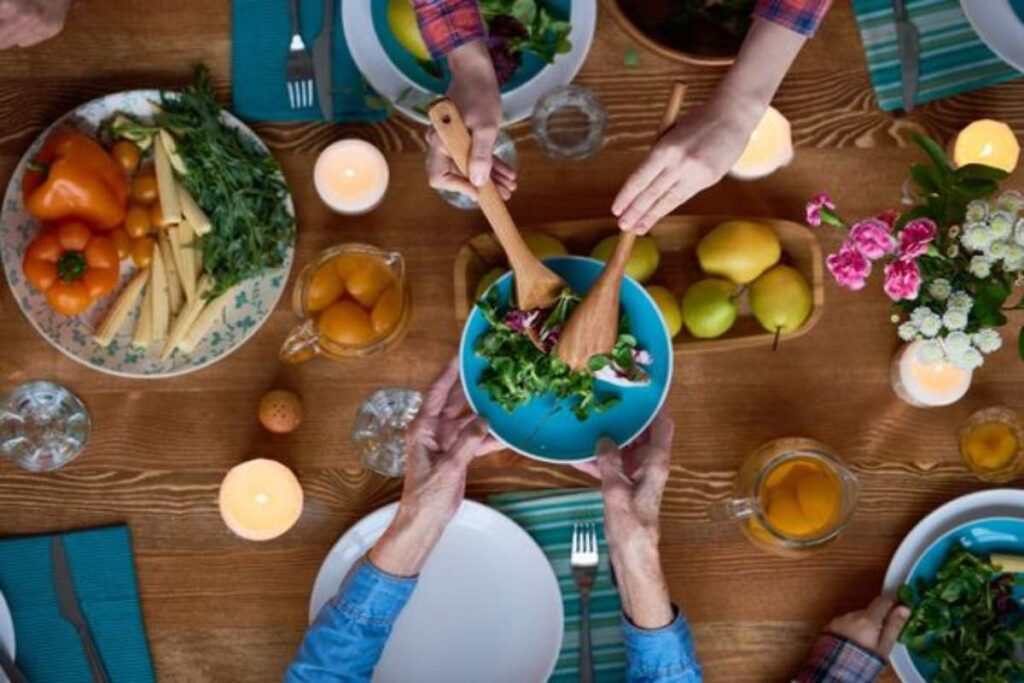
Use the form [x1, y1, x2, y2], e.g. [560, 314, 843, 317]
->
[453, 215, 825, 354]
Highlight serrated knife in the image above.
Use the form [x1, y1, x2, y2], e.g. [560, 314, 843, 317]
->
[312, 0, 335, 121]
[51, 536, 110, 683]
[892, 0, 919, 112]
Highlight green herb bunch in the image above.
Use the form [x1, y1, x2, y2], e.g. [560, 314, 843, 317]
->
[479, 0, 572, 62]
[899, 544, 1024, 683]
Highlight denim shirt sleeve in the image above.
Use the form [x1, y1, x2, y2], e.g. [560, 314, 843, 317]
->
[621, 606, 703, 683]
[283, 558, 417, 683]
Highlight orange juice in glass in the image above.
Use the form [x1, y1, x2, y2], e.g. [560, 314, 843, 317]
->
[959, 407, 1023, 483]
[720, 438, 859, 557]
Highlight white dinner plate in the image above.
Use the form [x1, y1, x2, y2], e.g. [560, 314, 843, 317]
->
[962, 0, 1024, 73]
[342, 1, 597, 125]
[883, 488, 1024, 683]
[0, 90, 295, 379]
[0, 589, 15, 683]
[308, 500, 563, 683]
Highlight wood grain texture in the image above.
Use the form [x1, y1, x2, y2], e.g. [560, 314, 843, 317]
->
[1, 2, 1024, 681]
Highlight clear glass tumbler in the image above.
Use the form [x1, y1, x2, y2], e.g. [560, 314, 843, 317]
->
[0, 382, 90, 472]
[351, 388, 423, 477]
[531, 85, 608, 160]
[431, 130, 518, 210]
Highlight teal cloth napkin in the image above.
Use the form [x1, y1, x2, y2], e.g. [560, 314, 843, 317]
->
[852, 0, 1023, 111]
[0, 525, 155, 683]
[231, 0, 390, 123]
[487, 489, 625, 683]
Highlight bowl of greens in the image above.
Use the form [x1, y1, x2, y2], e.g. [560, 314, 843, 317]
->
[896, 516, 1024, 683]
[460, 256, 673, 463]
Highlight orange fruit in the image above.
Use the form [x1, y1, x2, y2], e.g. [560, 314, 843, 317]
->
[344, 260, 394, 308]
[317, 300, 374, 345]
[371, 285, 402, 335]
[306, 262, 344, 312]
[332, 253, 372, 280]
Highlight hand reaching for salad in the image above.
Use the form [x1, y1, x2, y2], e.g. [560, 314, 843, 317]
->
[0, 0, 71, 49]
[825, 596, 910, 658]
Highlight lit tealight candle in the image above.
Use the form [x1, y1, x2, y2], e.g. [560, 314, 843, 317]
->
[219, 459, 304, 541]
[314, 139, 390, 214]
[892, 340, 973, 408]
[951, 120, 1020, 173]
[728, 106, 794, 180]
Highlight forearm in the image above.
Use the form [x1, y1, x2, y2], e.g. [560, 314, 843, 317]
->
[612, 541, 674, 630]
[412, 0, 487, 59]
[368, 507, 447, 577]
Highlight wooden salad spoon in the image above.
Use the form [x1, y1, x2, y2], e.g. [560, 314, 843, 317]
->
[428, 99, 566, 312]
[555, 81, 687, 371]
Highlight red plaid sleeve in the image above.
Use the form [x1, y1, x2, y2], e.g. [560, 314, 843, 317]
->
[794, 633, 886, 683]
[754, 0, 832, 36]
[412, 0, 487, 59]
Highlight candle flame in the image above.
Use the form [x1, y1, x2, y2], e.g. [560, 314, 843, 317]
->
[254, 492, 269, 505]
[980, 142, 994, 158]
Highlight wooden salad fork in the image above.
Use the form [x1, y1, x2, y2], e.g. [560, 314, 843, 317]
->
[555, 82, 687, 371]
[428, 99, 566, 311]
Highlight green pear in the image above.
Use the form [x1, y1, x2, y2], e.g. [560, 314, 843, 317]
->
[681, 278, 738, 339]
[696, 220, 781, 284]
[591, 234, 660, 283]
[750, 265, 812, 334]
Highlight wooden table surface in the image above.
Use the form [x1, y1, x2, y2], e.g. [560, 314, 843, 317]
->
[2, 2, 1023, 681]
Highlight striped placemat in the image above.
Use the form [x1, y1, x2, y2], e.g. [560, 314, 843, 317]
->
[487, 489, 625, 683]
[852, 0, 1022, 111]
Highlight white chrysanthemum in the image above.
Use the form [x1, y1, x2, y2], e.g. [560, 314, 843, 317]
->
[990, 211, 1015, 241]
[961, 224, 992, 252]
[1015, 218, 1024, 247]
[942, 309, 969, 331]
[969, 255, 993, 278]
[947, 291, 973, 312]
[928, 278, 952, 300]
[916, 340, 945, 364]
[898, 322, 918, 341]
[997, 190, 1024, 214]
[965, 200, 989, 223]
[1005, 244, 1024, 272]
[973, 328, 1003, 354]
[986, 239, 1009, 260]
[910, 307, 942, 337]
[944, 331, 972, 356]
[951, 347, 984, 371]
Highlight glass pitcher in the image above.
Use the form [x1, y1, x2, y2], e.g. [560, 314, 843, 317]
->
[280, 244, 411, 364]
[717, 438, 859, 557]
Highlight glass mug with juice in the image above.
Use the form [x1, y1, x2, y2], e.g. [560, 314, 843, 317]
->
[720, 438, 859, 556]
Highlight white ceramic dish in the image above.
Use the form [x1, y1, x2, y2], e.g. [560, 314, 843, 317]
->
[962, 0, 1024, 73]
[882, 488, 1024, 683]
[342, 1, 597, 125]
[308, 500, 563, 683]
[0, 90, 295, 379]
[0, 589, 15, 683]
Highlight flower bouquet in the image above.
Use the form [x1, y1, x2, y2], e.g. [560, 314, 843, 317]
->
[808, 134, 1020, 370]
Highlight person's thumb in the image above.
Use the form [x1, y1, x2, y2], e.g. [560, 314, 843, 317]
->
[448, 417, 490, 466]
[877, 604, 911, 657]
[468, 126, 497, 187]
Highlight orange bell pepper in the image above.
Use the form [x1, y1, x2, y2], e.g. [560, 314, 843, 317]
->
[22, 129, 129, 230]
[22, 221, 121, 316]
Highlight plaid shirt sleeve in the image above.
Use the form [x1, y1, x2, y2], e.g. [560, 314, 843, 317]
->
[412, 0, 487, 59]
[793, 633, 887, 683]
[754, 0, 832, 37]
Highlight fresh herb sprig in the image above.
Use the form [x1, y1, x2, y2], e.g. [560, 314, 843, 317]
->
[899, 544, 1024, 683]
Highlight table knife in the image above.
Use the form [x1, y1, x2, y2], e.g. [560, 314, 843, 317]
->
[312, 0, 335, 121]
[51, 536, 110, 683]
[0, 641, 27, 683]
[892, 0, 919, 112]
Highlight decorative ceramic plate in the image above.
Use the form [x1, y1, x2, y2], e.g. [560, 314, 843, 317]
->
[0, 589, 13, 683]
[0, 90, 295, 378]
[342, 0, 597, 124]
[962, 0, 1024, 73]
[309, 501, 563, 683]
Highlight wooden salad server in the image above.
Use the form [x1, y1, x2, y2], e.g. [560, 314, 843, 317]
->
[555, 82, 687, 371]
[428, 99, 566, 312]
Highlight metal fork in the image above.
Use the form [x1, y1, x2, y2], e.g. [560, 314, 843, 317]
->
[571, 521, 599, 683]
[286, 0, 315, 109]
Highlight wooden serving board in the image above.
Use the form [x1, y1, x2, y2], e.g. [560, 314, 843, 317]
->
[452, 215, 825, 354]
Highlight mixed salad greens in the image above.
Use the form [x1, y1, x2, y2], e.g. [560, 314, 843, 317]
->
[475, 287, 650, 420]
[478, 0, 572, 83]
[898, 544, 1024, 683]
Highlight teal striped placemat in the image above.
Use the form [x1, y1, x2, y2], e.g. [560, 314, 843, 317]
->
[487, 489, 625, 683]
[852, 0, 1022, 111]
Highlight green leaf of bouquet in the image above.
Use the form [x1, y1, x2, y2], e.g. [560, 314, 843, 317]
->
[910, 163, 941, 194]
[953, 163, 1010, 182]
[912, 133, 952, 176]
[1018, 326, 1024, 361]
[894, 205, 933, 231]
[954, 177, 999, 200]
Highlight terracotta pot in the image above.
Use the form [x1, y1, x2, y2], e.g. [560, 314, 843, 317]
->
[602, 0, 741, 67]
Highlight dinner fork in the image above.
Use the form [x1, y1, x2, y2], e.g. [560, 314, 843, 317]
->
[571, 521, 599, 683]
[286, 0, 315, 110]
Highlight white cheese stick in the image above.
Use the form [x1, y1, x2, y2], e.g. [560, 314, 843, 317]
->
[93, 270, 149, 347]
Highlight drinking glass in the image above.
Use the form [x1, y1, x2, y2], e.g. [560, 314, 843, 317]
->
[0, 382, 90, 472]
[531, 85, 608, 160]
[351, 389, 422, 477]
[432, 130, 518, 210]
[959, 406, 1023, 483]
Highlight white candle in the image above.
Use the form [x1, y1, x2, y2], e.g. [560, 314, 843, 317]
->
[728, 106, 794, 180]
[314, 139, 390, 214]
[892, 340, 973, 407]
[951, 120, 1020, 173]
[219, 459, 304, 541]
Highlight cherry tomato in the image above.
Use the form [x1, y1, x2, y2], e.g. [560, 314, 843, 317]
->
[54, 221, 92, 251]
[150, 202, 170, 229]
[110, 229, 131, 260]
[130, 237, 155, 269]
[124, 205, 152, 238]
[111, 140, 141, 175]
[131, 173, 158, 204]
[46, 280, 93, 316]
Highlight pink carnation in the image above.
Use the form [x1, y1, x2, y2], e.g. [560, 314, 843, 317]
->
[875, 209, 900, 229]
[826, 242, 871, 290]
[848, 218, 896, 260]
[883, 258, 922, 301]
[898, 218, 938, 259]
[806, 192, 836, 227]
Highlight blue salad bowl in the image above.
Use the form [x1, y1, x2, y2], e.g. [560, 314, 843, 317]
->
[460, 255, 674, 463]
[903, 516, 1024, 681]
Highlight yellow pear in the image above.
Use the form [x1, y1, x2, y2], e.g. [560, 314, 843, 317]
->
[387, 0, 431, 61]
[645, 285, 682, 339]
[696, 220, 781, 284]
[749, 265, 812, 334]
[474, 267, 507, 300]
[522, 232, 568, 260]
[591, 234, 660, 283]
